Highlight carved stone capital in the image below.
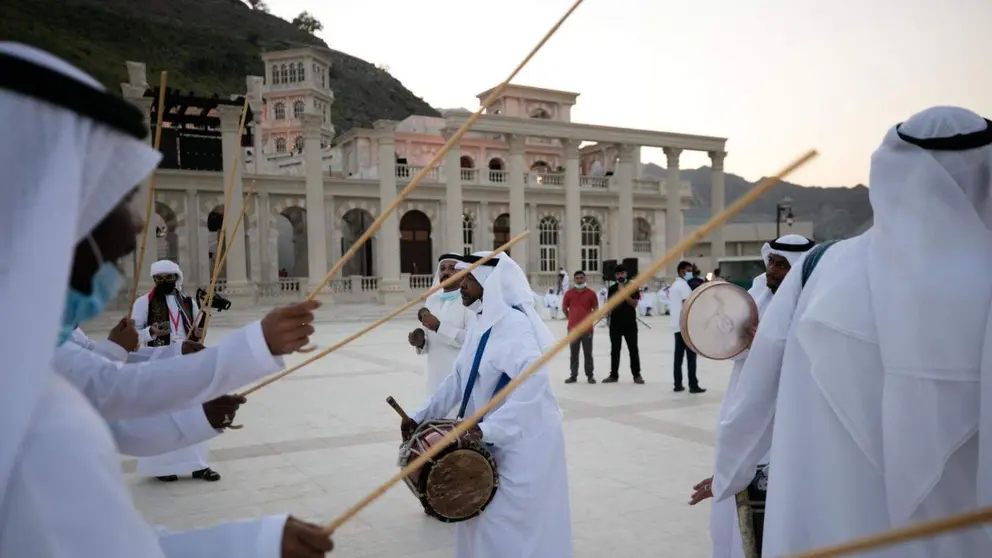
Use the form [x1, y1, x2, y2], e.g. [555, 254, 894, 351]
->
[124, 61, 148, 90]
[373, 119, 397, 144]
[708, 150, 726, 170]
[302, 113, 323, 139]
[562, 139, 581, 159]
[506, 134, 526, 155]
[663, 147, 683, 168]
[216, 105, 245, 134]
[616, 143, 637, 163]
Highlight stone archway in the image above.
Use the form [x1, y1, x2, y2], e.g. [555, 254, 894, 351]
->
[154, 201, 179, 264]
[493, 213, 510, 255]
[342, 208, 375, 277]
[277, 206, 308, 277]
[400, 210, 432, 275]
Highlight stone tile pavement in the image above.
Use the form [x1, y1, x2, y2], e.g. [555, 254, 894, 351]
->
[85, 308, 734, 558]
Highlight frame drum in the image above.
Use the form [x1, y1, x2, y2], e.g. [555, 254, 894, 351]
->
[679, 281, 758, 360]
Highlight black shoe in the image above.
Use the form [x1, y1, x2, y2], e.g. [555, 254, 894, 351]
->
[633, 376, 645, 384]
[192, 468, 221, 481]
[156, 475, 179, 482]
[602, 375, 619, 383]
[587, 376, 597, 384]
[674, 385, 686, 392]
[564, 376, 578, 384]
[689, 386, 707, 394]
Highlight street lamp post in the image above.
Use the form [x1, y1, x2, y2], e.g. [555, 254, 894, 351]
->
[776, 197, 795, 238]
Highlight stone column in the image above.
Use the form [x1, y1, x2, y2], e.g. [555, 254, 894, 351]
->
[442, 129, 463, 254]
[375, 120, 405, 304]
[246, 76, 265, 174]
[184, 190, 200, 287]
[507, 134, 527, 271]
[302, 113, 330, 297]
[478, 201, 490, 251]
[617, 144, 636, 260]
[120, 63, 155, 292]
[664, 147, 684, 277]
[563, 139, 582, 274]
[709, 150, 727, 264]
[217, 105, 249, 288]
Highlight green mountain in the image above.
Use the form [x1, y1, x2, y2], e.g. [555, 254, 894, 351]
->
[3, 0, 441, 134]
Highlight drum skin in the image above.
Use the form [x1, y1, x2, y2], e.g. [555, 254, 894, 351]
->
[397, 419, 500, 523]
[679, 281, 758, 360]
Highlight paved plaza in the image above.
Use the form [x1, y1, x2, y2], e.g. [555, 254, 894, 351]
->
[85, 306, 735, 558]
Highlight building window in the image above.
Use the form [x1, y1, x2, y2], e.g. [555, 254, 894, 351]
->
[273, 102, 285, 120]
[462, 214, 475, 255]
[272, 64, 281, 85]
[293, 100, 304, 119]
[633, 217, 652, 253]
[275, 138, 287, 153]
[580, 216, 602, 273]
[297, 62, 305, 82]
[288, 63, 298, 82]
[538, 216, 560, 272]
[293, 135, 303, 153]
[279, 64, 288, 83]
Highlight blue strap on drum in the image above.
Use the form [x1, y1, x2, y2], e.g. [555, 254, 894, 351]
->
[456, 306, 524, 420]
[801, 240, 838, 288]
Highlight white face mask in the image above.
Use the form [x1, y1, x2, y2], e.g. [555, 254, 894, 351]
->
[574, 283, 586, 289]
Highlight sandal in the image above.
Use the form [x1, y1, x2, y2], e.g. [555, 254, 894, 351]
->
[192, 468, 221, 482]
[156, 475, 179, 482]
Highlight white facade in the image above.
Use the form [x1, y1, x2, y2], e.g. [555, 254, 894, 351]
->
[121, 47, 743, 307]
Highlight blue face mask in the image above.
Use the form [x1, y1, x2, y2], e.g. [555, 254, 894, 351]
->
[683, 272, 693, 281]
[57, 238, 124, 346]
[439, 290, 460, 302]
[574, 283, 586, 289]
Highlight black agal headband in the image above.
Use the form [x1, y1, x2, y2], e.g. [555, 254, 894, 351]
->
[0, 52, 148, 140]
[896, 117, 992, 151]
[460, 254, 500, 267]
[768, 237, 815, 252]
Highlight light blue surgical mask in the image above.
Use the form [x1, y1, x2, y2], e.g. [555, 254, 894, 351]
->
[683, 272, 693, 281]
[439, 290, 460, 302]
[57, 237, 124, 346]
[574, 283, 586, 289]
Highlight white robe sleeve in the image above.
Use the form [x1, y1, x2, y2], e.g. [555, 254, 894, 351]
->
[92, 339, 129, 363]
[412, 351, 466, 423]
[109, 406, 220, 457]
[53, 321, 285, 420]
[478, 315, 549, 447]
[434, 306, 470, 349]
[712, 269, 803, 502]
[155, 514, 288, 558]
[125, 344, 179, 363]
[131, 295, 153, 345]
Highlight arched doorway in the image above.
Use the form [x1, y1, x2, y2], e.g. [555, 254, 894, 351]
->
[207, 206, 226, 280]
[530, 108, 551, 119]
[276, 206, 308, 278]
[493, 213, 510, 255]
[459, 155, 475, 182]
[400, 210, 432, 275]
[459, 155, 474, 169]
[488, 157, 505, 183]
[342, 209, 375, 277]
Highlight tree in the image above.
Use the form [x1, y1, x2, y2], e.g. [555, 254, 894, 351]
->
[292, 11, 323, 35]
[243, 0, 269, 12]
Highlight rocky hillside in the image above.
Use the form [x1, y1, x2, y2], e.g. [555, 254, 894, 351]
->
[642, 163, 872, 240]
[3, 0, 440, 134]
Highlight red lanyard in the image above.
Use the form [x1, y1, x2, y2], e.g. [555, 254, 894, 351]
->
[169, 309, 181, 332]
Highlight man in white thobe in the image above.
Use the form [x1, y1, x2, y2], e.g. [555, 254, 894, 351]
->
[711, 106, 992, 557]
[132, 259, 201, 347]
[402, 251, 572, 558]
[0, 42, 332, 557]
[409, 253, 476, 394]
[689, 234, 814, 558]
[545, 288, 560, 319]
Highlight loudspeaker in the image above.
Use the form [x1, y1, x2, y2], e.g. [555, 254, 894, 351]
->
[622, 257, 639, 278]
[602, 259, 617, 280]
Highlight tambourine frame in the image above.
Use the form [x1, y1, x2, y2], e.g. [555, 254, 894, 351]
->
[679, 281, 758, 360]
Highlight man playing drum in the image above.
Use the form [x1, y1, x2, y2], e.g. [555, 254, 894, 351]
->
[687, 234, 814, 558]
[399, 251, 572, 558]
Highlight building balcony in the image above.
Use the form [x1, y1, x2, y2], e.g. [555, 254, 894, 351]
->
[390, 164, 665, 193]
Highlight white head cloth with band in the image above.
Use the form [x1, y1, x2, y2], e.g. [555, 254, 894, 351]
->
[429, 253, 463, 303]
[456, 251, 555, 351]
[0, 42, 162, 550]
[750, 234, 815, 301]
[150, 259, 184, 291]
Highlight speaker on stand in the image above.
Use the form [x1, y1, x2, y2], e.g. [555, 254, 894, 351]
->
[622, 257, 639, 278]
[602, 259, 618, 282]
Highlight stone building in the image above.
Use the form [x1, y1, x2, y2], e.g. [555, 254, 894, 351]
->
[122, 46, 806, 306]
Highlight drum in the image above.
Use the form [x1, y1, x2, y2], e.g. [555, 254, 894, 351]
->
[679, 281, 758, 360]
[735, 464, 769, 558]
[397, 419, 499, 523]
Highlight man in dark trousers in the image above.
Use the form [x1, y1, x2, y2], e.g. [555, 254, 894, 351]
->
[562, 270, 598, 384]
[604, 264, 644, 384]
[669, 260, 705, 393]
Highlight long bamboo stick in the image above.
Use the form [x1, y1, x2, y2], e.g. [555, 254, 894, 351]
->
[787, 506, 992, 558]
[320, 148, 819, 535]
[199, 181, 256, 342]
[236, 231, 530, 398]
[127, 71, 169, 318]
[302, 0, 586, 303]
[190, 98, 250, 336]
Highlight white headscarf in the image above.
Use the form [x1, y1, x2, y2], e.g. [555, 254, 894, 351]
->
[456, 251, 555, 351]
[428, 253, 462, 303]
[0, 43, 161, 507]
[759, 234, 815, 267]
[801, 106, 992, 525]
[150, 259, 183, 291]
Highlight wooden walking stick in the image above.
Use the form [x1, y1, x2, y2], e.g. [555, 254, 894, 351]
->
[300, 0, 587, 305]
[236, 231, 529, 398]
[127, 70, 168, 317]
[319, 149, 819, 536]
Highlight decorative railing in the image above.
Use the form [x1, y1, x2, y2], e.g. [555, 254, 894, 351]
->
[409, 274, 433, 290]
[633, 241, 651, 253]
[360, 276, 379, 291]
[580, 176, 609, 189]
[395, 164, 439, 182]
